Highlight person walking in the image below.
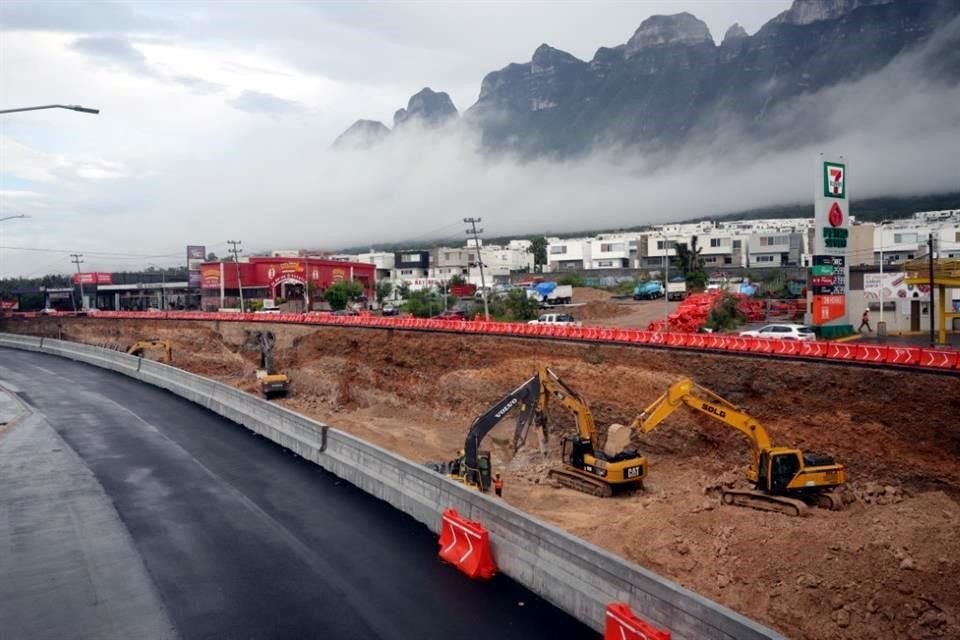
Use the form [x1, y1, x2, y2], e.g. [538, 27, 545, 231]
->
[859, 307, 872, 333]
[493, 473, 504, 498]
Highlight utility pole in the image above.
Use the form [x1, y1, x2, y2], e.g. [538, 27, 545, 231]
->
[227, 240, 245, 311]
[662, 236, 669, 331]
[928, 233, 936, 347]
[464, 218, 490, 321]
[70, 253, 85, 310]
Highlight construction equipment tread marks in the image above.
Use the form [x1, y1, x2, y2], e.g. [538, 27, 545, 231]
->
[548, 468, 614, 497]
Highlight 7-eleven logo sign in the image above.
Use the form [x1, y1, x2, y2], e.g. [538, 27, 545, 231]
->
[823, 161, 845, 199]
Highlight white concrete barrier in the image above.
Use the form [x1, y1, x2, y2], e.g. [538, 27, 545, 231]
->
[0, 334, 784, 640]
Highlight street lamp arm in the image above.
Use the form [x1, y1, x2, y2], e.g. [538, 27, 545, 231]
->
[0, 104, 100, 115]
[0, 214, 29, 223]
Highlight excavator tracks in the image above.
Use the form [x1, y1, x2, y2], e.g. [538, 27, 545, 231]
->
[721, 490, 809, 517]
[547, 468, 613, 497]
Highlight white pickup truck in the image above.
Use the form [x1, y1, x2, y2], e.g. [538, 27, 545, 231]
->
[528, 313, 581, 326]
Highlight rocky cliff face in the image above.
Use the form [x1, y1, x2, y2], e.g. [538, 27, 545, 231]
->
[337, 0, 959, 155]
[464, 0, 958, 155]
[393, 88, 458, 128]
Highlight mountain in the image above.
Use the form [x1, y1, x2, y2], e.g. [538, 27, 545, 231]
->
[393, 87, 458, 128]
[332, 119, 391, 149]
[333, 88, 458, 148]
[335, 0, 960, 155]
[467, 0, 959, 155]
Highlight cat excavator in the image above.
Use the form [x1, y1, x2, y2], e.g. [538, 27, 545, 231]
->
[438, 366, 646, 496]
[629, 378, 846, 516]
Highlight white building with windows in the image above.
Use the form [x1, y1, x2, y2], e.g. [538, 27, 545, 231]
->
[873, 210, 960, 265]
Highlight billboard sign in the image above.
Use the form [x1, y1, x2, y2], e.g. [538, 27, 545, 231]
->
[72, 272, 112, 285]
[810, 154, 850, 327]
[187, 245, 205, 288]
[200, 264, 221, 288]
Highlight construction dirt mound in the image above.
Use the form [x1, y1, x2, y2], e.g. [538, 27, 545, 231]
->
[6, 316, 959, 640]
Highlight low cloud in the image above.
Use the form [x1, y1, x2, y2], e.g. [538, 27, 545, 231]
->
[229, 90, 303, 115]
[69, 35, 225, 96]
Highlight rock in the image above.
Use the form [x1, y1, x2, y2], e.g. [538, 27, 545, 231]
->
[796, 574, 822, 589]
[900, 557, 916, 570]
[834, 608, 851, 628]
[717, 573, 731, 589]
[918, 609, 946, 628]
[603, 423, 632, 457]
[830, 595, 846, 610]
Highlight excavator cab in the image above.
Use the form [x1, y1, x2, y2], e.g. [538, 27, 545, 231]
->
[759, 450, 802, 494]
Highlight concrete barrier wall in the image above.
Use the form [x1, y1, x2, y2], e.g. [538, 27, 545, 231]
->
[0, 333, 783, 640]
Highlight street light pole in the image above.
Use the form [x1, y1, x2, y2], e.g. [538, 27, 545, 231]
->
[0, 104, 100, 115]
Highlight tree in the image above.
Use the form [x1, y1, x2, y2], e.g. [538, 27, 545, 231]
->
[502, 288, 540, 321]
[673, 235, 707, 290]
[447, 274, 466, 286]
[375, 280, 393, 304]
[403, 289, 441, 317]
[528, 236, 548, 273]
[396, 281, 411, 300]
[324, 281, 363, 310]
[206, 252, 218, 261]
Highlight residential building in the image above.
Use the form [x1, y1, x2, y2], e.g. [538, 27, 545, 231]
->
[546, 237, 591, 271]
[873, 210, 960, 265]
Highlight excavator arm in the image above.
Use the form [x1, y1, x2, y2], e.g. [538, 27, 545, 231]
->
[537, 366, 599, 447]
[463, 374, 542, 474]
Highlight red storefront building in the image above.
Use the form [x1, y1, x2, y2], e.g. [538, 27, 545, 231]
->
[200, 257, 375, 311]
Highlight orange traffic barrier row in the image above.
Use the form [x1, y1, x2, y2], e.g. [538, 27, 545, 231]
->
[604, 602, 671, 640]
[437, 508, 496, 580]
[14, 311, 960, 371]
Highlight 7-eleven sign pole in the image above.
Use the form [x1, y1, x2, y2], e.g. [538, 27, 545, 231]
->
[808, 154, 853, 337]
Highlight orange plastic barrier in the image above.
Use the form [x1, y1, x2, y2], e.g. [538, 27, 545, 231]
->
[854, 344, 888, 364]
[827, 343, 856, 360]
[604, 602, 671, 640]
[885, 346, 922, 366]
[799, 341, 828, 358]
[437, 509, 496, 580]
[771, 339, 800, 356]
[919, 348, 958, 370]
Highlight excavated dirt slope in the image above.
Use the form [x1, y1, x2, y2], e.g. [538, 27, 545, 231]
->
[4, 317, 959, 640]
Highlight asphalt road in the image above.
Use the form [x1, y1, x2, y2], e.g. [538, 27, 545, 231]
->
[0, 349, 595, 640]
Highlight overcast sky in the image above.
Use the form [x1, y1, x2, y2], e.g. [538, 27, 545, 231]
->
[3, 0, 955, 277]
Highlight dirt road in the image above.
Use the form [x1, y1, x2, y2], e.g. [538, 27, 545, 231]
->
[4, 315, 959, 640]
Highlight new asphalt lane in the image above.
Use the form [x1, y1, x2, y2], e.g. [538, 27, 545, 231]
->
[0, 349, 595, 640]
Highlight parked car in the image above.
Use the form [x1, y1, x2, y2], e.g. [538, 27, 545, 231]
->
[381, 304, 398, 316]
[528, 313, 581, 326]
[739, 323, 816, 341]
[436, 309, 467, 320]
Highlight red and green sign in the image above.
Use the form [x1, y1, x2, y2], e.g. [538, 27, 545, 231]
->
[823, 161, 846, 199]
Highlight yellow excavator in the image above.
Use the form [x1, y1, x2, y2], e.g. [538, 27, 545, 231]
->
[628, 378, 846, 516]
[437, 366, 646, 496]
[254, 331, 290, 399]
[127, 340, 172, 363]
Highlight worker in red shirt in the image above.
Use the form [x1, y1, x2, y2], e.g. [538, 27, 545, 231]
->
[493, 473, 504, 497]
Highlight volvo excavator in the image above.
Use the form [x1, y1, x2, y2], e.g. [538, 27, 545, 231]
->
[629, 378, 847, 516]
[436, 366, 646, 496]
[253, 331, 290, 399]
[127, 340, 172, 363]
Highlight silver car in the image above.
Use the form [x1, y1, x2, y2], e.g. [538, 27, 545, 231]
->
[739, 323, 816, 341]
